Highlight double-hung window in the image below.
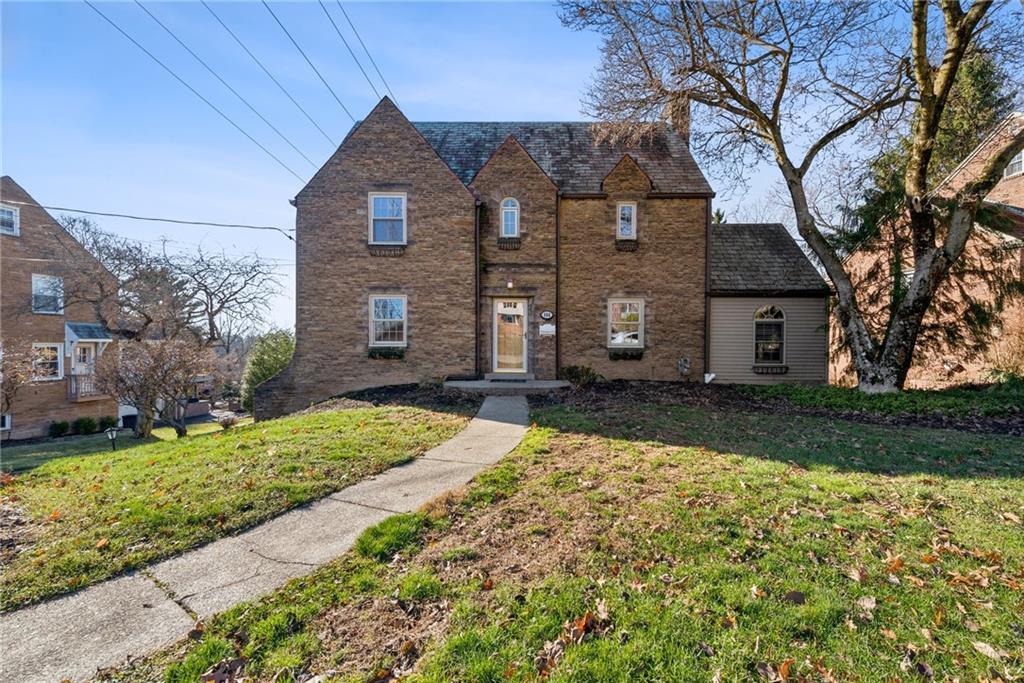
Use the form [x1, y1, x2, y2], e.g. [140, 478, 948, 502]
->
[368, 193, 407, 244]
[616, 202, 637, 240]
[1005, 151, 1023, 178]
[501, 198, 520, 237]
[608, 299, 644, 347]
[369, 295, 407, 347]
[32, 343, 63, 381]
[754, 305, 785, 364]
[0, 204, 19, 236]
[32, 274, 64, 314]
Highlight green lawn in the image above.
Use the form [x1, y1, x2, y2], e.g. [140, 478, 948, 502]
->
[1, 421, 244, 475]
[0, 406, 470, 611]
[103, 403, 1024, 683]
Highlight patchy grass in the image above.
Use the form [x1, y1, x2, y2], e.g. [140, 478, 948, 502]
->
[355, 512, 431, 562]
[97, 405, 1023, 683]
[743, 376, 1024, 418]
[0, 406, 469, 611]
[0, 420, 249, 474]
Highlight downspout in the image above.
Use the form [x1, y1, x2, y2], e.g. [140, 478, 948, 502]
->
[703, 199, 711, 379]
[474, 200, 482, 379]
[555, 190, 562, 378]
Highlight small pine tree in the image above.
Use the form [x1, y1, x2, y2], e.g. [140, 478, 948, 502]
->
[240, 329, 295, 412]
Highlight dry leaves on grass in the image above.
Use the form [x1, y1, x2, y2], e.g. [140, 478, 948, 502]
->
[535, 600, 612, 677]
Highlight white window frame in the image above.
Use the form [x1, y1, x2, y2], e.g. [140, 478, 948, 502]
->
[753, 305, 786, 366]
[368, 294, 408, 347]
[607, 298, 645, 348]
[367, 192, 407, 245]
[0, 414, 10, 431]
[32, 342, 64, 381]
[0, 204, 19, 236]
[500, 198, 520, 238]
[1005, 150, 1024, 179]
[616, 202, 638, 240]
[31, 273, 64, 314]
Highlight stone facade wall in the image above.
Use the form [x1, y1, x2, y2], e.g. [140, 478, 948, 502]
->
[1, 177, 119, 439]
[559, 159, 707, 381]
[470, 138, 558, 379]
[256, 99, 477, 418]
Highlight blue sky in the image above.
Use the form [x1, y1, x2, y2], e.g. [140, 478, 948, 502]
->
[2, 1, 762, 328]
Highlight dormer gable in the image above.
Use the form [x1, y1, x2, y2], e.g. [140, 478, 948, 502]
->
[602, 154, 653, 195]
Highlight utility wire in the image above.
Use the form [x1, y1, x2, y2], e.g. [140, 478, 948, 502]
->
[261, 0, 355, 123]
[336, 1, 397, 104]
[135, 0, 317, 168]
[84, 0, 305, 183]
[317, 0, 379, 99]
[4, 199, 295, 240]
[200, 0, 336, 147]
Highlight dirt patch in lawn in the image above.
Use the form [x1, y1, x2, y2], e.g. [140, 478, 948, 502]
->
[302, 384, 483, 418]
[533, 380, 1024, 436]
[0, 500, 36, 568]
[310, 597, 450, 680]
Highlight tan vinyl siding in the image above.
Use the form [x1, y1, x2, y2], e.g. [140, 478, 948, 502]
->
[709, 296, 828, 384]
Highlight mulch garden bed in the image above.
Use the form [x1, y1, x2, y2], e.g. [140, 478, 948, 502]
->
[531, 380, 1024, 436]
[302, 384, 484, 417]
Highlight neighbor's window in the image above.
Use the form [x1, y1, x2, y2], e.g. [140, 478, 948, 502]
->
[1005, 150, 1024, 178]
[31, 274, 64, 314]
[754, 305, 785, 364]
[0, 414, 10, 431]
[616, 202, 637, 240]
[368, 192, 407, 244]
[32, 343, 63, 381]
[369, 295, 407, 346]
[501, 198, 520, 238]
[608, 298, 644, 347]
[0, 204, 19, 236]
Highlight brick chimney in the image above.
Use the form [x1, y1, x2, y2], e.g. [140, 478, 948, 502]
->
[665, 94, 691, 146]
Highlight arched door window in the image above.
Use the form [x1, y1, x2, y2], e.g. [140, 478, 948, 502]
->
[754, 305, 785, 364]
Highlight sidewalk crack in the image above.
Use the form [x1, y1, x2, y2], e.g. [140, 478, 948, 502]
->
[141, 569, 198, 621]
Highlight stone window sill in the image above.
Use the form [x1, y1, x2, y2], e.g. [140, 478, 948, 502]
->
[615, 239, 639, 252]
[368, 244, 406, 257]
[497, 237, 522, 250]
[368, 347, 406, 359]
[752, 364, 788, 375]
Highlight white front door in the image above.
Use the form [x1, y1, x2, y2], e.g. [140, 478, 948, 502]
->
[73, 343, 95, 375]
[493, 299, 527, 373]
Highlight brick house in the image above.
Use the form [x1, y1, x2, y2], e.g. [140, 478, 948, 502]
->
[256, 98, 828, 418]
[1, 176, 119, 439]
[831, 113, 1024, 387]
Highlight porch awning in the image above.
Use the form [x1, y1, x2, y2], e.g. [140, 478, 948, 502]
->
[65, 322, 113, 342]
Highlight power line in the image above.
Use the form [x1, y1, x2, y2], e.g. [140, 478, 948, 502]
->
[200, 0, 337, 147]
[4, 199, 295, 240]
[84, 0, 305, 183]
[261, 0, 355, 123]
[135, 0, 317, 168]
[317, 0, 379, 99]
[336, 1, 397, 104]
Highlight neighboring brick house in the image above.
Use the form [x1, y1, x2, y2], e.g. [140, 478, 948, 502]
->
[1, 176, 119, 439]
[831, 113, 1024, 387]
[257, 98, 827, 418]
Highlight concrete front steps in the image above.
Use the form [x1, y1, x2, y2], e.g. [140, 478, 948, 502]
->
[444, 379, 570, 395]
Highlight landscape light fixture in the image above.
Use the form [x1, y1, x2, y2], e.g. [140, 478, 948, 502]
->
[105, 427, 118, 451]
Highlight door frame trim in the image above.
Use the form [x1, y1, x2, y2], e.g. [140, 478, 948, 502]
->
[492, 298, 528, 373]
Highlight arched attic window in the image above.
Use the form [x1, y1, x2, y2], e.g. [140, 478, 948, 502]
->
[754, 305, 785, 364]
[501, 198, 520, 237]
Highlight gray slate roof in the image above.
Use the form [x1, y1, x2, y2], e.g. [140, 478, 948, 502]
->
[710, 223, 828, 294]
[412, 122, 713, 195]
[66, 322, 112, 340]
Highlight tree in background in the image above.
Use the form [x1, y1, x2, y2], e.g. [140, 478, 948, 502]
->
[96, 338, 215, 438]
[833, 51, 1021, 366]
[712, 208, 727, 224]
[561, 0, 1024, 392]
[241, 330, 295, 412]
[0, 339, 34, 436]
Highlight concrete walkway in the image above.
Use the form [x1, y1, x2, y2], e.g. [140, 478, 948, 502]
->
[1, 396, 529, 683]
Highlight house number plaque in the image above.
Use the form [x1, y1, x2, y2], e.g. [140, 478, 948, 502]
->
[540, 310, 554, 321]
